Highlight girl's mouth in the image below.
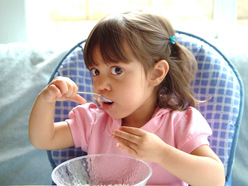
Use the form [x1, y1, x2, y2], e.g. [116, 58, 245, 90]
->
[104, 101, 113, 105]
[102, 101, 114, 110]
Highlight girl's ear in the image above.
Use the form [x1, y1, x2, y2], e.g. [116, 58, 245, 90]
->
[149, 60, 169, 86]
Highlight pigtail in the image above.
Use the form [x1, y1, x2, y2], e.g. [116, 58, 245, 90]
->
[157, 42, 198, 110]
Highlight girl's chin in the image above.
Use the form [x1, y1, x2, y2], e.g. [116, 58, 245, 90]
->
[100, 102, 131, 119]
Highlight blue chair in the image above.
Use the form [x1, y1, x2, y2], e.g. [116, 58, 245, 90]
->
[47, 31, 244, 185]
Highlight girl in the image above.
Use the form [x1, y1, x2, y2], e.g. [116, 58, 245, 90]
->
[29, 11, 225, 185]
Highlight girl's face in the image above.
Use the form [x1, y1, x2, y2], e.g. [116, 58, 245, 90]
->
[90, 46, 157, 125]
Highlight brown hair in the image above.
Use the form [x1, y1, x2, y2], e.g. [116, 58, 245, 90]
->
[83, 11, 198, 110]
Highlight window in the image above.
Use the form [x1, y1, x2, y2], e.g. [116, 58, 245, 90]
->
[49, 0, 213, 21]
[237, 0, 248, 26]
[25, 0, 247, 48]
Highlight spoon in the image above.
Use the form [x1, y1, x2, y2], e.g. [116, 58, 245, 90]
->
[78, 91, 112, 103]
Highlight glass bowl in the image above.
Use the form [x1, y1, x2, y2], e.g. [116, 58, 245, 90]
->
[51, 154, 152, 186]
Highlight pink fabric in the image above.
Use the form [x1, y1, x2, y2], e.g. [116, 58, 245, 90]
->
[67, 103, 212, 186]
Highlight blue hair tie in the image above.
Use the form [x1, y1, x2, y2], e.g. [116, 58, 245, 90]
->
[169, 36, 176, 44]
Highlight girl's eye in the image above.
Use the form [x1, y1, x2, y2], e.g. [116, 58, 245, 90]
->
[111, 67, 123, 75]
[91, 68, 100, 76]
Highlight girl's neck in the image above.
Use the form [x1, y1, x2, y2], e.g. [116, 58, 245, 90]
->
[122, 95, 157, 128]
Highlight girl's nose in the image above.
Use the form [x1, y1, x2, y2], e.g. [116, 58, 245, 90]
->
[95, 76, 111, 91]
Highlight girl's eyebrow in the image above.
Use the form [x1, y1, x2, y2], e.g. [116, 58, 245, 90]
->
[87, 62, 99, 68]
[109, 61, 132, 67]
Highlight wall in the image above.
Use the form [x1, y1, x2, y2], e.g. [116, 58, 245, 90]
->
[0, 0, 27, 43]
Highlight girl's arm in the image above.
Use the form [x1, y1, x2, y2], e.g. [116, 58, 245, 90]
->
[29, 77, 86, 150]
[112, 126, 225, 186]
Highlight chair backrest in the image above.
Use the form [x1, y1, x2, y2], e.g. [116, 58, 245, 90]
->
[47, 31, 244, 185]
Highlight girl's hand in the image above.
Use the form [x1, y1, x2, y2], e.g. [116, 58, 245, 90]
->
[113, 127, 225, 186]
[41, 76, 86, 104]
[112, 126, 166, 163]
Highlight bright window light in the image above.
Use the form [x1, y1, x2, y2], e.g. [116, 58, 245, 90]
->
[25, 0, 247, 49]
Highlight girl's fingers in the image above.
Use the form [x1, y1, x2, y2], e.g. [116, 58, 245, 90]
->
[115, 142, 137, 156]
[113, 132, 139, 157]
[42, 84, 62, 103]
[68, 94, 86, 105]
[112, 129, 140, 144]
[47, 84, 62, 97]
[48, 77, 86, 104]
[51, 77, 69, 95]
[119, 126, 146, 136]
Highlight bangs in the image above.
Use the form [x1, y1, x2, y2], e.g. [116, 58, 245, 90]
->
[83, 16, 130, 68]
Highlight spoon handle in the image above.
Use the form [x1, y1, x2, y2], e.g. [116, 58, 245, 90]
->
[77, 91, 101, 97]
[77, 91, 112, 103]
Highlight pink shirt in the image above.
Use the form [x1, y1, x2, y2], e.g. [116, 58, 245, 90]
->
[67, 103, 212, 186]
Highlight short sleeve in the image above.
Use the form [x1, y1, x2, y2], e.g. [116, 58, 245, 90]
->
[66, 103, 97, 151]
[174, 107, 212, 154]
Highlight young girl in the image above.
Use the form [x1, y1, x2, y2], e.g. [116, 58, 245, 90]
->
[29, 11, 225, 185]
